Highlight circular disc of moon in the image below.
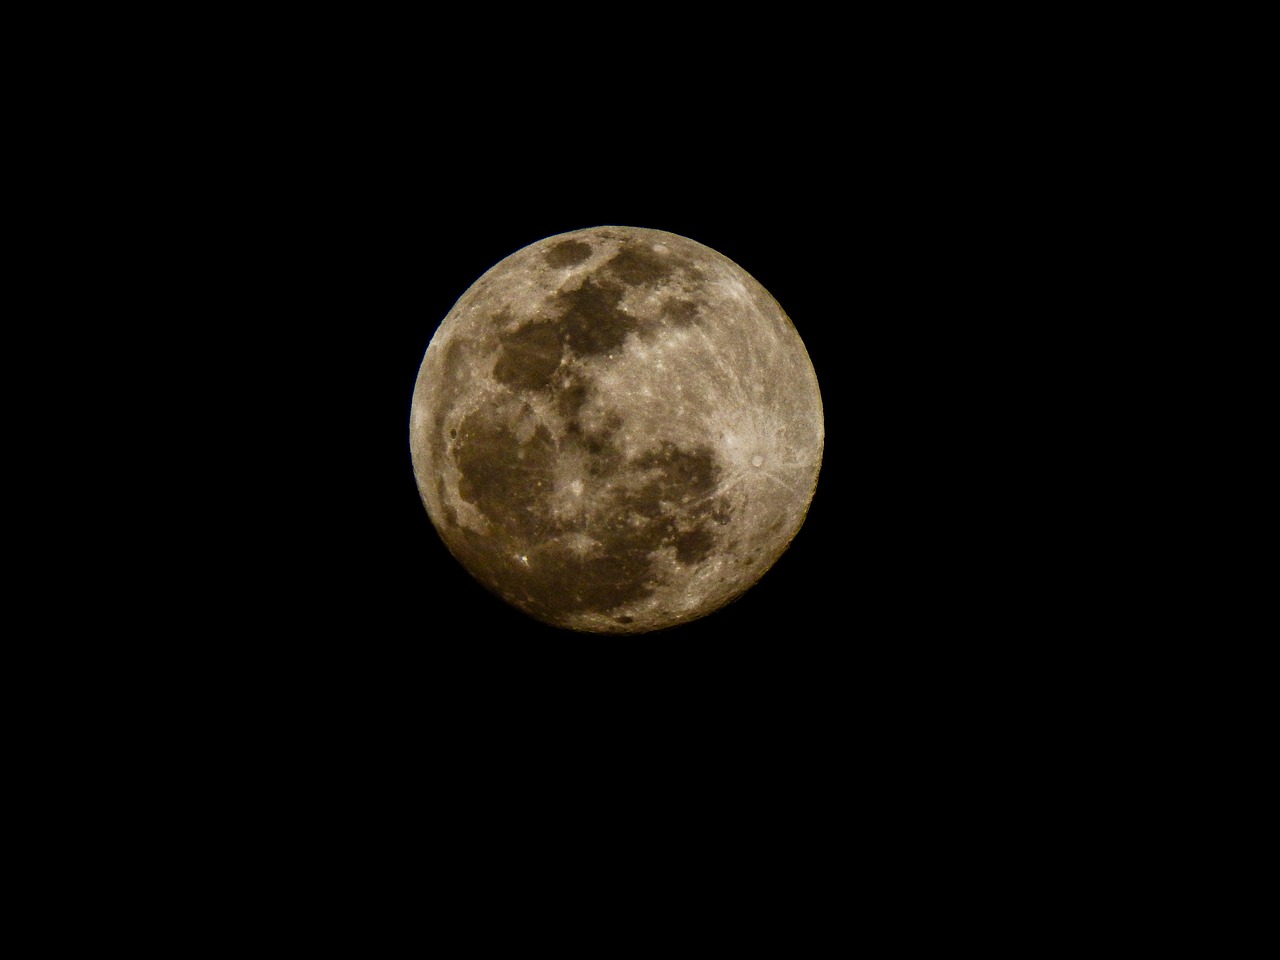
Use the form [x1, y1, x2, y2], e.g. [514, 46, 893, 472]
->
[410, 225, 823, 634]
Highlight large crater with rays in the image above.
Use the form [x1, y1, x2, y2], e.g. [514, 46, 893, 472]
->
[409, 225, 823, 634]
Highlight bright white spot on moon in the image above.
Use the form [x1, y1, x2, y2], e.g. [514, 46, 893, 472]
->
[570, 480, 584, 496]
[752, 455, 764, 468]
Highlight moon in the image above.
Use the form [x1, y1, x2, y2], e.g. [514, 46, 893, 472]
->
[409, 225, 823, 634]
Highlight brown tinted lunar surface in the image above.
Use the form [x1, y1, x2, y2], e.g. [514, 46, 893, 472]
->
[410, 226, 823, 634]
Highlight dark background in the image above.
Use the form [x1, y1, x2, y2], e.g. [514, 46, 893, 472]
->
[221, 148, 1098, 840]
[320, 188, 854, 646]
[270, 169, 1059, 680]
[72, 20, 1182, 923]
[262, 135, 1067, 662]
[213, 49, 1108, 724]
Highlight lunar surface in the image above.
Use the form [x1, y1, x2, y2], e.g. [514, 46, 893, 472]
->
[410, 226, 823, 634]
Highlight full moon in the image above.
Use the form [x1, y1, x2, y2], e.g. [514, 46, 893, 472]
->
[410, 225, 823, 634]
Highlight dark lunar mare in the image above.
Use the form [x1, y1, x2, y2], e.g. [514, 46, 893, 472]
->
[539, 236, 709, 361]
[544, 239, 592, 267]
[443, 402, 732, 624]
